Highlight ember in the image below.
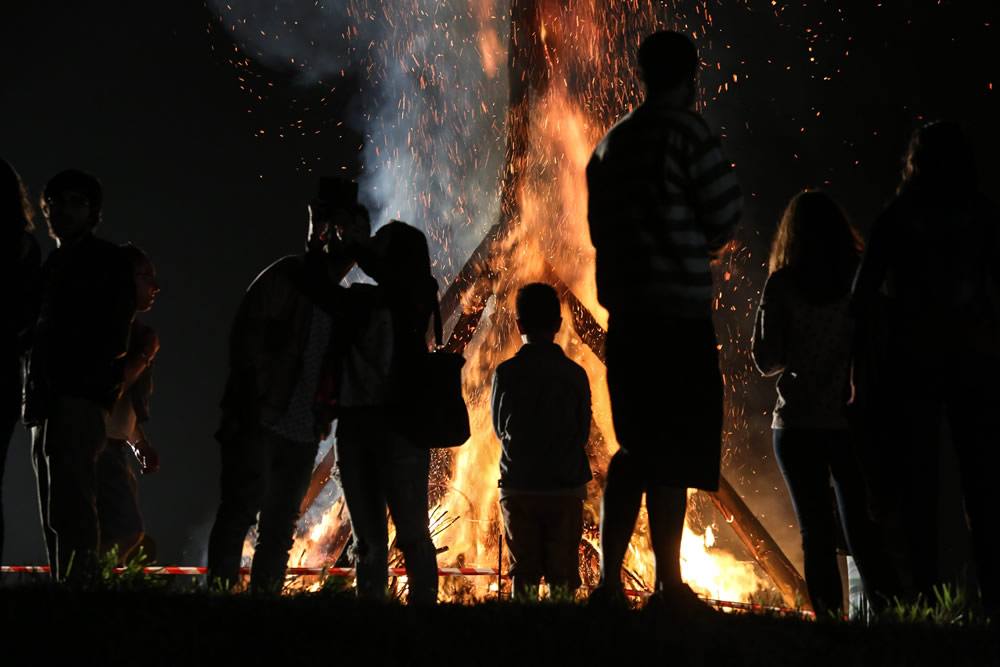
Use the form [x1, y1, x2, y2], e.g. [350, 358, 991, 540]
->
[229, 0, 809, 605]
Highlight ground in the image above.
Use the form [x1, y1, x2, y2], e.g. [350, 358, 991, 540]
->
[0, 585, 994, 666]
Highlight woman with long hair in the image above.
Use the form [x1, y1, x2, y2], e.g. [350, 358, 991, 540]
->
[852, 121, 1000, 616]
[335, 220, 441, 605]
[753, 190, 890, 615]
[0, 158, 41, 566]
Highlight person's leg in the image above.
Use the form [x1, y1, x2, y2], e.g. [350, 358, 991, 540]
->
[597, 449, 645, 596]
[642, 318, 722, 597]
[207, 427, 271, 589]
[827, 429, 899, 607]
[383, 433, 437, 605]
[96, 440, 144, 564]
[894, 412, 942, 601]
[877, 352, 942, 602]
[336, 423, 389, 601]
[501, 495, 544, 600]
[946, 371, 1000, 616]
[0, 362, 21, 568]
[251, 436, 318, 593]
[773, 428, 843, 616]
[44, 397, 107, 583]
[645, 485, 688, 591]
[31, 423, 57, 574]
[539, 495, 583, 596]
[0, 406, 17, 567]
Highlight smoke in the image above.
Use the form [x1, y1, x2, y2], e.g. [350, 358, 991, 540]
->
[208, 0, 511, 285]
[207, 1, 360, 82]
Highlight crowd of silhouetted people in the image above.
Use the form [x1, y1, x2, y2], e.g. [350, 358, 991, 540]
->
[1, 30, 998, 620]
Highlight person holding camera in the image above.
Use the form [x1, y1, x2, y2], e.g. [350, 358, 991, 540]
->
[207, 178, 368, 593]
[334, 220, 441, 605]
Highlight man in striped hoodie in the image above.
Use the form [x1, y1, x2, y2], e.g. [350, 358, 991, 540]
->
[586, 30, 741, 606]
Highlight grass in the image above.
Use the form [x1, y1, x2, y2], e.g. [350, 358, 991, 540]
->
[875, 584, 982, 626]
[0, 577, 996, 666]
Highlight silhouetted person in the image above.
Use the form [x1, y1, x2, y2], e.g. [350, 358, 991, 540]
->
[753, 191, 895, 616]
[24, 170, 136, 582]
[852, 121, 1000, 615]
[335, 220, 439, 605]
[585, 31, 741, 605]
[207, 178, 365, 593]
[0, 158, 41, 567]
[97, 243, 161, 563]
[491, 283, 592, 600]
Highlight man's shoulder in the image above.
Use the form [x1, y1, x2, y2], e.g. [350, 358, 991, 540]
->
[263, 254, 305, 275]
[79, 236, 133, 278]
[559, 354, 590, 389]
[86, 234, 121, 253]
[248, 254, 302, 289]
[494, 355, 518, 377]
[84, 235, 129, 263]
[592, 106, 712, 161]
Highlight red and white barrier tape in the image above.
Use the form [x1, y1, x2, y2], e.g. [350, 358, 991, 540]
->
[0, 565, 498, 576]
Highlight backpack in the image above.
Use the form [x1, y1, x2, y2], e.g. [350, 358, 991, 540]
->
[392, 299, 470, 448]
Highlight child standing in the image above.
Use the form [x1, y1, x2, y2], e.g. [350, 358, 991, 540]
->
[491, 283, 592, 599]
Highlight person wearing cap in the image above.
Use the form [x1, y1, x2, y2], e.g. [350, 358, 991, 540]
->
[25, 169, 136, 583]
[207, 178, 369, 593]
[585, 31, 742, 607]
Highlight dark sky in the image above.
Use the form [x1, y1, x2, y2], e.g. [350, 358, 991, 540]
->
[1, 1, 997, 568]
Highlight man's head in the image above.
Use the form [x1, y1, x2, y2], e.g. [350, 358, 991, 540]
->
[41, 169, 102, 244]
[515, 282, 562, 343]
[121, 243, 159, 312]
[638, 31, 699, 105]
[307, 177, 369, 252]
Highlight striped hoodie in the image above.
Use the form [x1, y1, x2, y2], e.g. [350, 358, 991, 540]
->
[586, 99, 742, 317]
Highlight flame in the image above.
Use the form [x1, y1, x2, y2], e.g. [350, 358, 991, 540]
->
[238, 1, 768, 604]
[474, 0, 502, 78]
[423, 2, 764, 602]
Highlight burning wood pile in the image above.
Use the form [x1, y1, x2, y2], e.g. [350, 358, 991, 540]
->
[248, 0, 808, 608]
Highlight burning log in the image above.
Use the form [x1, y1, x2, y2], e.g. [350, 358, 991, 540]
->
[709, 479, 808, 609]
[296, 0, 807, 608]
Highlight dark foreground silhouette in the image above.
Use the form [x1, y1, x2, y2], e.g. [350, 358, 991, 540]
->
[0, 585, 994, 666]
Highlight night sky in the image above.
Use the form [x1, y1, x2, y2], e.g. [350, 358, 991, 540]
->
[1, 1, 997, 570]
